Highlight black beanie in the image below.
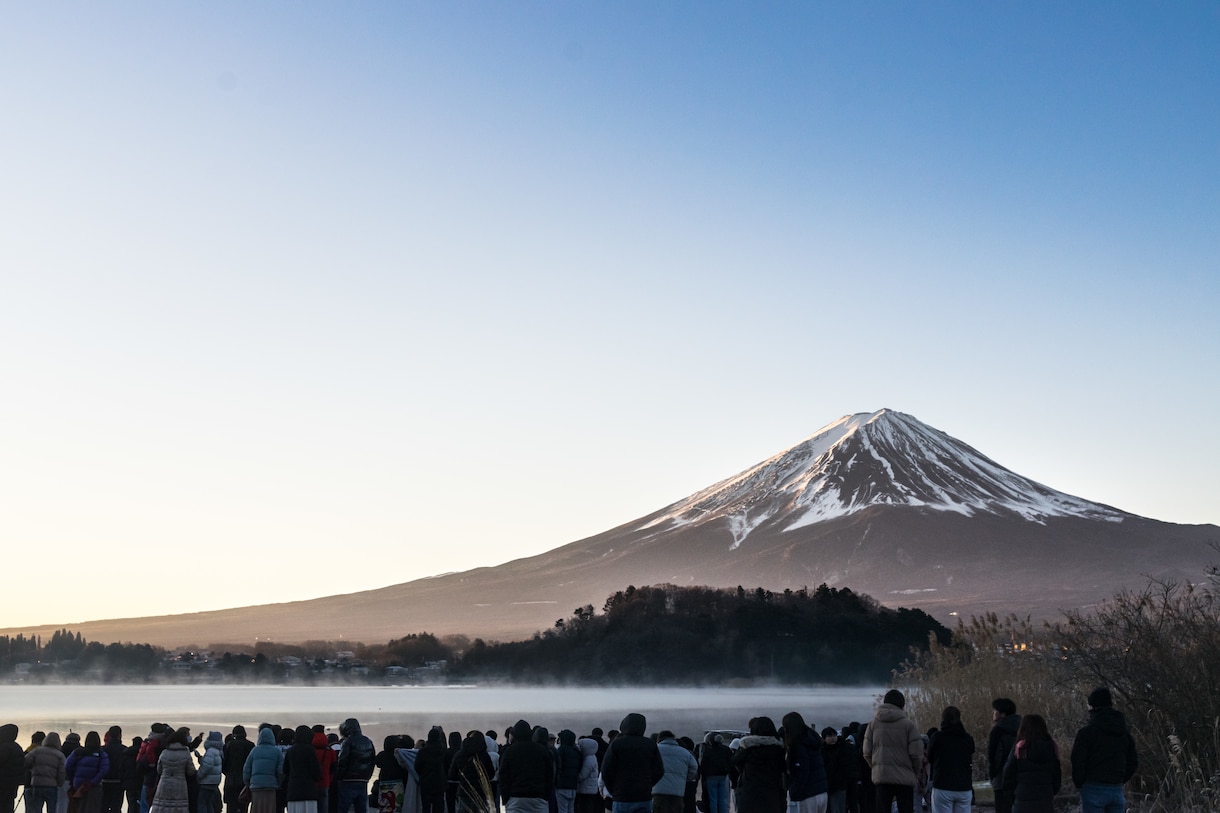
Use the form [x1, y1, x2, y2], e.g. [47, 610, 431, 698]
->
[883, 689, 905, 709]
[1088, 687, 1113, 708]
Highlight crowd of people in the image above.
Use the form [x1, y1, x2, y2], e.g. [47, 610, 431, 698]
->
[0, 685, 1138, 813]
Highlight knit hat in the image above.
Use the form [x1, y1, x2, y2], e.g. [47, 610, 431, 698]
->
[1088, 687, 1113, 708]
[883, 689, 906, 709]
[821, 727, 838, 738]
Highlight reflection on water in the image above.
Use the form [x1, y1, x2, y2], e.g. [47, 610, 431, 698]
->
[0, 684, 885, 742]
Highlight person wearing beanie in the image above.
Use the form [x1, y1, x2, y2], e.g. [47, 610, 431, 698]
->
[862, 690, 922, 813]
[1071, 688, 1138, 813]
[988, 698, 1021, 813]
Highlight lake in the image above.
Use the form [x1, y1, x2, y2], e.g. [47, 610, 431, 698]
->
[0, 684, 884, 743]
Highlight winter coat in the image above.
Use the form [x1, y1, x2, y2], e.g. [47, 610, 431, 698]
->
[575, 739, 599, 796]
[285, 734, 322, 802]
[1001, 738, 1061, 813]
[862, 703, 923, 787]
[497, 720, 553, 802]
[448, 736, 494, 812]
[988, 714, 1021, 784]
[600, 714, 663, 804]
[335, 720, 374, 783]
[137, 735, 166, 792]
[243, 729, 285, 791]
[150, 743, 196, 813]
[731, 736, 786, 813]
[822, 739, 855, 793]
[25, 741, 67, 788]
[1070, 708, 1138, 788]
[0, 725, 23, 790]
[101, 734, 126, 784]
[554, 731, 582, 792]
[787, 728, 828, 802]
[66, 748, 110, 791]
[197, 735, 223, 787]
[312, 733, 336, 791]
[653, 738, 697, 798]
[927, 721, 975, 793]
[698, 738, 731, 780]
[415, 733, 448, 799]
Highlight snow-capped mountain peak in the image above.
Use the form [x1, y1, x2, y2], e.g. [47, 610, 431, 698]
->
[640, 409, 1124, 548]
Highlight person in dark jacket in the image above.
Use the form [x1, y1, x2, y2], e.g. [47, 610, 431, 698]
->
[697, 733, 731, 813]
[99, 728, 126, 813]
[988, 699, 1020, 813]
[926, 708, 973, 813]
[731, 717, 786, 813]
[781, 713, 827, 813]
[222, 728, 254, 813]
[821, 728, 854, 813]
[415, 729, 448, 813]
[447, 734, 493, 813]
[0, 725, 24, 813]
[552, 732, 580, 813]
[600, 714, 662, 813]
[443, 733, 462, 813]
[1070, 688, 1138, 813]
[496, 721, 552, 813]
[1001, 715, 1060, 813]
[284, 727, 321, 813]
[120, 739, 143, 813]
[334, 721, 373, 813]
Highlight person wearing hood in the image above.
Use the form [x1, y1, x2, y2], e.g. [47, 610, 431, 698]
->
[926, 708, 973, 813]
[731, 717, 786, 813]
[1, 725, 24, 813]
[600, 714, 662, 813]
[1070, 688, 1138, 813]
[137, 726, 169, 813]
[446, 734, 493, 813]
[148, 729, 196, 813]
[651, 733, 696, 813]
[415, 729, 448, 813]
[782, 713, 828, 813]
[1001, 715, 1060, 813]
[496, 721, 551, 813]
[552, 732, 581, 813]
[862, 690, 922, 813]
[334, 721, 374, 813]
[65, 732, 109, 813]
[310, 732, 335, 813]
[572, 739, 598, 813]
[24, 732, 66, 813]
[197, 733, 224, 813]
[988, 699, 1020, 813]
[243, 728, 285, 813]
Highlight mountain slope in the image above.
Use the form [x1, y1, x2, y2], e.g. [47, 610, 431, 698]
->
[4, 410, 1215, 647]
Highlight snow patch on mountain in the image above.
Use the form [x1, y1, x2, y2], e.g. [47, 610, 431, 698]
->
[639, 409, 1124, 547]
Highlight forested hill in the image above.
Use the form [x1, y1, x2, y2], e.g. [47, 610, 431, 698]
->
[450, 583, 951, 684]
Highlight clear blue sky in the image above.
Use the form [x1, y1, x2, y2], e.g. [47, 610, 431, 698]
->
[2, 3, 1217, 630]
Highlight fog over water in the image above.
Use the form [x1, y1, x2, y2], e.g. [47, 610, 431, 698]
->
[0, 685, 885, 742]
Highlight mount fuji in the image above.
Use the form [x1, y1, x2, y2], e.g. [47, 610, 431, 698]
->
[9, 409, 1216, 646]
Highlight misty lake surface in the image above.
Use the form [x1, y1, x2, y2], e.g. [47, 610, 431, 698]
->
[0, 684, 884, 742]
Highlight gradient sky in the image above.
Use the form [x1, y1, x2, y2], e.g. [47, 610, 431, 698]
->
[3, 3, 1217, 632]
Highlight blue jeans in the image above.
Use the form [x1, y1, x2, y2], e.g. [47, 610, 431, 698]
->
[611, 803, 652, 813]
[1079, 783, 1125, 813]
[337, 782, 368, 813]
[704, 776, 729, 813]
[28, 788, 57, 813]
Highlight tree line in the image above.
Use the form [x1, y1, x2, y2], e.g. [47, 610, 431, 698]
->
[3, 583, 950, 685]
